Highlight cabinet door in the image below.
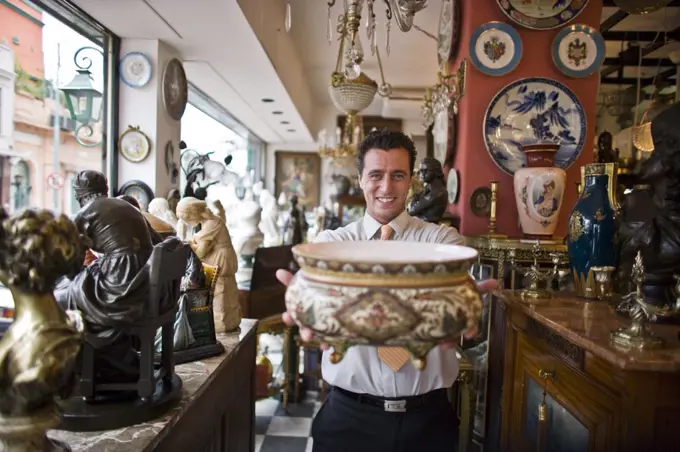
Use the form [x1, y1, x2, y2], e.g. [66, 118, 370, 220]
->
[508, 332, 620, 452]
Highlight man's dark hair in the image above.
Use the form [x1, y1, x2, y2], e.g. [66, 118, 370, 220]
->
[357, 129, 417, 176]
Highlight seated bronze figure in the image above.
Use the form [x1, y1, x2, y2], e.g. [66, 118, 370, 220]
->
[619, 102, 680, 321]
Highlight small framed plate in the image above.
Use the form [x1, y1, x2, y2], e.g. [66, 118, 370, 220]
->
[552, 24, 605, 78]
[469, 22, 522, 76]
[118, 180, 154, 212]
[470, 187, 492, 217]
[437, 0, 462, 66]
[119, 126, 151, 163]
[447, 169, 459, 204]
[497, 0, 590, 31]
[119, 52, 152, 88]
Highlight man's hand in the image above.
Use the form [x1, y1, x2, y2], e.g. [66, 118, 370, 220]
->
[277, 268, 499, 353]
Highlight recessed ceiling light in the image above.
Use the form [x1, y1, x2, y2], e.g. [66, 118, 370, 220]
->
[281, 121, 290, 125]
[261, 98, 274, 103]
[272, 111, 283, 115]
[287, 129, 296, 132]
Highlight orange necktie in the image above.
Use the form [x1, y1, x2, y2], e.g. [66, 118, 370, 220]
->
[376, 224, 411, 372]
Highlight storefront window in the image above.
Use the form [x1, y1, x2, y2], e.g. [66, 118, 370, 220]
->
[180, 84, 264, 196]
[0, 0, 117, 215]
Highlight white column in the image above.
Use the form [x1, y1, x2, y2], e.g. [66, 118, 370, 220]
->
[117, 39, 181, 200]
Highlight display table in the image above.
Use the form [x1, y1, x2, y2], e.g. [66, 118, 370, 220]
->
[49, 319, 258, 452]
[497, 291, 680, 451]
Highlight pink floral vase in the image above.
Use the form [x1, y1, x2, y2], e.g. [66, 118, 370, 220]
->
[513, 144, 567, 238]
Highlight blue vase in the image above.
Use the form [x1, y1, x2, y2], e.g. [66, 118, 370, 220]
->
[566, 163, 619, 298]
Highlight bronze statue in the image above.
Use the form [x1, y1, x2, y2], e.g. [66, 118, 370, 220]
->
[407, 157, 448, 223]
[282, 195, 304, 245]
[596, 131, 619, 164]
[0, 208, 85, 450]
[55, 170, 157, 383]
[619, 103, 680, 321]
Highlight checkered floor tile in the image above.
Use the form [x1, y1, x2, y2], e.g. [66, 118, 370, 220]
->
[255, 392, 321, 452]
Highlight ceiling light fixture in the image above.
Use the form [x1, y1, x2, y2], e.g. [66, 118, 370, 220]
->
[272, 111, 283, 115]
[287, 129, 296, 132]
[281, 121, 290, 125]
[261, 98, 274, 103]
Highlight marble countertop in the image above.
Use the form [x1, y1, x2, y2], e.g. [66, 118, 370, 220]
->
[497, 290, 680, 373]
[49, 319, 257, 451]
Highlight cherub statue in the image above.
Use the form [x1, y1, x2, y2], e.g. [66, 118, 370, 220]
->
[407, 157, 448, 223]
[176, 197, 241, 333]
[0, 208, 85, 450]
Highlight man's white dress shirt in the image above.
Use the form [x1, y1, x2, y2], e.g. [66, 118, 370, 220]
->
[314, 210, 463, 398]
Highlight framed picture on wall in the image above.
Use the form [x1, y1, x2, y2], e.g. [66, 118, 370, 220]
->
[274, 151, 322, 208]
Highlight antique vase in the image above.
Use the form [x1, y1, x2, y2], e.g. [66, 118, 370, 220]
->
[513, 144, 567, 238]
[284, 241, 483, 369]
[566, 163, 619, 299]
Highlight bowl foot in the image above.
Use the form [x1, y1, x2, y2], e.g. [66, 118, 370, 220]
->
[328, 342, 349, 363]
[410, 356, 427, 370]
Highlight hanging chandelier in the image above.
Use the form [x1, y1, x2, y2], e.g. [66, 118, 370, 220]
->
[318, 115, 365, 160]
[421, 60, 466, 130]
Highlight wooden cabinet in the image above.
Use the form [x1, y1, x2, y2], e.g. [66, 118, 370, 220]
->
[499, 291, 680, 452]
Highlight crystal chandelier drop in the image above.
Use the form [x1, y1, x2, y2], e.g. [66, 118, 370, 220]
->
[421, 60, 466, 130]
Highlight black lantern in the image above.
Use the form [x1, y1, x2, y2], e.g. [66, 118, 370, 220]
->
[61, 68, 102, 125]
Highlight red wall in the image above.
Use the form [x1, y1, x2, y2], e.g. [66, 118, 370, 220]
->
[447, 0, 602, 238]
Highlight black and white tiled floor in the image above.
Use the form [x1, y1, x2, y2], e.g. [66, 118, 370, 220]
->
[255, 393, 320, 452]
[255, 333, 321, 452]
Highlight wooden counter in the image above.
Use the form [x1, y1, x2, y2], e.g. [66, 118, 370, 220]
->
[49, 319, 258, 452]
[497, 291, 680, 452]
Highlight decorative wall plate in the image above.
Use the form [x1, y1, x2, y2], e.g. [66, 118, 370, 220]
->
[162, 58, 188, 121]
[447, 169, 459, 204]
[118, 180, 154, 212]
[119, 52, 152, 88]
[433, 108, 450, 165]
[437, 0, 461, 65]
[470, 187, 492, 217]
[469, 22, 522, 76]
[496, 0, 590, 30]
[119, 126, 151, 163]
[483, 77, 586, 175]
[552, 24, 605, 78]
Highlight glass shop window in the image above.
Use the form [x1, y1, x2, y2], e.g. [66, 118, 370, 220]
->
[180, 84, 264, 197]
[0, 0, 117, 215]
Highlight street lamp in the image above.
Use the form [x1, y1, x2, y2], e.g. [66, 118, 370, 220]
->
[61, 46, 104, 148]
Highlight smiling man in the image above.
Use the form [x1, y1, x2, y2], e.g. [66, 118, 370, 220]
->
[277, 130, 497, 452]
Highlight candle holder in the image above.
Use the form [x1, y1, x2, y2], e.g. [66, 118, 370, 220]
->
[508, 242, 561, 302]
[576, 181, 582, 196]
[481, 180, 506, 238]
[590, 266, 616, 303]
[610, 251, 665, 350]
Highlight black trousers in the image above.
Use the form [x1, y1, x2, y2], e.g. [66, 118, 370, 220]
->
[311, 388, 458, 452]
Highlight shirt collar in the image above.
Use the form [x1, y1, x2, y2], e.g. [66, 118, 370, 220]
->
[362, 210, 410, 239]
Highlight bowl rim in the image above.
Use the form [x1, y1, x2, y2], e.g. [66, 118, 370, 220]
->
[292, 240, 479, 265]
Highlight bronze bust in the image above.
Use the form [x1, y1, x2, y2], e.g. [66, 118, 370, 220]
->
[619, 103, 680, 320]
[0, 208, 85, 450]
[407, 157, 448, 223]
[596, 131, 618, 164]
[55, 170, 157, 383]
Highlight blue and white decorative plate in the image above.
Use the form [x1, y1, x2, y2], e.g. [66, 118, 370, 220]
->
[447, 169, 459, 204]
[552, 24, 605, 78]
[469, 22, 522, 76]
[483, 77, 586, 175]
[119, 52, 152, 88]
[496, 0, 590, 30]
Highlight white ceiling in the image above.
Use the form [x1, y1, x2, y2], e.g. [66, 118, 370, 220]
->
[69, 0, 314, 144]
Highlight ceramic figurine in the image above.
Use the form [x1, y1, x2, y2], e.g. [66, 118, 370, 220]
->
[513, 144, 566, 238]
[407, 157, 448, 223]
[55, 170, 158, 385]
[0, 208, 85, 451]
[259, 188, 282, 247]
[566, 163, 619, 299]
[176, 197, 241, 333]
[231, 186, 264, 258]
[619, 102, 680, 320]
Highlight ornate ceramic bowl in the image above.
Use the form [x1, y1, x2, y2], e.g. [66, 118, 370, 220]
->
[285, 241, 483, 369]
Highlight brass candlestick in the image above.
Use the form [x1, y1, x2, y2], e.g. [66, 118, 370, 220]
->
[610, 251, 665, 350]
[489, 181, 499, 234]
[576, 181, 582, 196]
[508, 242, 561, 302]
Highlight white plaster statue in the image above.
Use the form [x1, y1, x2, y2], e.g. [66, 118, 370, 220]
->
[148, 197, 178, 227]
[176, 197, 241, 333]
[207, 183, 240, 230]
[259, 188, 282, 247]
[231, 186, 264, 257]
